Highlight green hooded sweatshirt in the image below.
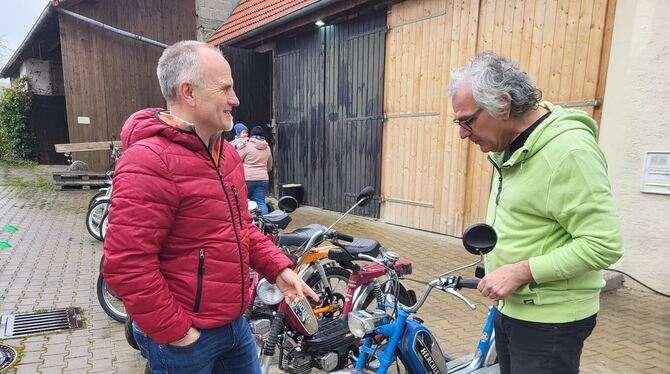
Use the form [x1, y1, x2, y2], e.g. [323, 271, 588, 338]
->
[486, 102, 623, 323]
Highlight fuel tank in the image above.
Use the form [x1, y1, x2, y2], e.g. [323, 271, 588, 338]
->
[278, 298, 319, 336]
[400, 318, 447, 374]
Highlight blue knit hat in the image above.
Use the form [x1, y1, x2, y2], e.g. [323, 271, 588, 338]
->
[234, 123, 248, 137]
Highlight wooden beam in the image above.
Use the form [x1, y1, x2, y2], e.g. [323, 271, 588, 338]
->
[54, 141, 122, 153]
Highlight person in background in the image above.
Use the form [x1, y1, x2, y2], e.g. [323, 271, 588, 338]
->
[448, 52, 623, 374]
[239, 126, 273, 214]
[231, 122, 248, 149]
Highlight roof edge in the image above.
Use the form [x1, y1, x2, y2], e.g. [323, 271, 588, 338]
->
[1, 5, 53, 78]
[209, 0, 339, 46]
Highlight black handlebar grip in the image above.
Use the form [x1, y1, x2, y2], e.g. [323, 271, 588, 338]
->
[458, 279, 480, 290]
[335, 232, 354, 242]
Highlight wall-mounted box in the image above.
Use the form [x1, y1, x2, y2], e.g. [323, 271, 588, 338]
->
[641, 151, 670, 195]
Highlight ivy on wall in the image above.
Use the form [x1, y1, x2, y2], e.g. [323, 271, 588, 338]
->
[0, 77, 34, 161]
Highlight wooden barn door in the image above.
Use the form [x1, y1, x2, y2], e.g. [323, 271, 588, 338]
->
[275, 31, 326, 208]
[381, 0, 616, 235]
[275, 9, 387, 217]
[323, 11, 386, 217]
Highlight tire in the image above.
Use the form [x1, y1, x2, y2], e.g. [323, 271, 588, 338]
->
[305, 267, 351, 318]
[86, 199, 109, 241]
[100, 211, 109, 241]
[96, 273, 127, 323]
[125, 316, 139, 350]
[88, 189, 108, 209]
[360, 280, 415, 312]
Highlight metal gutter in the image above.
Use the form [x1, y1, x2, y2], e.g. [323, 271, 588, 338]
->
[221, 0, 341, 46]
[0, 5, 52, 77]
[1, 4, 169, 78]
[51, 7, 168, 49]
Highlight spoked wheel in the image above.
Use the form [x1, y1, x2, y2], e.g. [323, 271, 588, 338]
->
[88, 189, 108, 209]
[305, 267, 351, 318]
[96, 273, 127, 322]
[86, 200, 109, 241]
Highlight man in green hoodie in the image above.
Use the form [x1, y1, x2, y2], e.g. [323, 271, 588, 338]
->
[448, 52, 623, 374]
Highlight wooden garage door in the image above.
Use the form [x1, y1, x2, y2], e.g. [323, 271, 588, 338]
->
[381, 0, 616, 236]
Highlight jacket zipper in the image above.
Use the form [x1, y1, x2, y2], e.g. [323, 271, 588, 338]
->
[216, 168, 246, 315]
[231, 185, 244, 231]
[194, 248, 205, 312]
[195, 134, 246, 315]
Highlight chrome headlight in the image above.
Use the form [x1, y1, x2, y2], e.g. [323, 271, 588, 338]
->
[256, 278, 284, 305]
[347, 309, 386, 338]
[247, 200, 259, 212]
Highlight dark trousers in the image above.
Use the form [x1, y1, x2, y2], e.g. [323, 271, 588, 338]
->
[495, 312, 597, 374]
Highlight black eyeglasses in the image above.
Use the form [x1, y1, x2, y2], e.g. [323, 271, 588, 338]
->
[453, 108, 483, 132]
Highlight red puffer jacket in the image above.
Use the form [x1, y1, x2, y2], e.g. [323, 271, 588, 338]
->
[102, 108, 292, 344]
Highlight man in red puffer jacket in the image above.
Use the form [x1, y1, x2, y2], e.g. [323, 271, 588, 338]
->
[102, 41, 317, 374]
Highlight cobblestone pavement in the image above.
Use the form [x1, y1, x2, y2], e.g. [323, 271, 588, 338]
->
[0, 164, 668, 373]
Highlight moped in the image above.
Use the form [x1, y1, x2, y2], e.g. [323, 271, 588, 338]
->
[250, 187, 416, 374]
[336, 223, 500, 374]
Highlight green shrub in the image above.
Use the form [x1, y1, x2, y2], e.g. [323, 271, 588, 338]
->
[0, 77, 34, 161]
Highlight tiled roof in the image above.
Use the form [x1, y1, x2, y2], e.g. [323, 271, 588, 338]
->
[208, 0, 318, 45]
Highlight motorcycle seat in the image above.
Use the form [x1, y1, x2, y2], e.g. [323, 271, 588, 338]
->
[262, 210, 292, 230]
[276, 224, 324, 247]
[328, 238, 381, 262]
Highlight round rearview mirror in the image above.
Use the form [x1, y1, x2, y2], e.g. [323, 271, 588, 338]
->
[247, 201, 259, 212]
[356, 186, 375, 207]
[462, 224, 497, 255]
[278, 196, 298, 213]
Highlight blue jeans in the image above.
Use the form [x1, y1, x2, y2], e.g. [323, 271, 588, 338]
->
[133, 316, 261, 374]
[246, 180, 269, 215]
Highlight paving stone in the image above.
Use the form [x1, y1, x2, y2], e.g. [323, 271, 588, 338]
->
[21, 341, 46, 352]
[43, 342, 68, 355]
[39, 353, 66, 368]
[66, 344, 90, 358]
[40, 366, 64, 374]
[16, 350, 44, 364]
[15, 363, 40, 374]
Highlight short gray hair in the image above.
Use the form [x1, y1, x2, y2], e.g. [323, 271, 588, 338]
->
[157, 40, 221, 103]
[448, 52, 542, 118]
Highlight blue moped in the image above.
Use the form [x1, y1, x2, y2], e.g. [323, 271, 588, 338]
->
[335, 223, 499, 374]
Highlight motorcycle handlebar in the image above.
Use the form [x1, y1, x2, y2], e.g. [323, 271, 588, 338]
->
[333, 231, 354, 243]
[457, 278, 480, 290]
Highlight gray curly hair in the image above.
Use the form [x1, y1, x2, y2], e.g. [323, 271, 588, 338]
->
[448, 52, 542, 118]
[157, 40, 221, 103]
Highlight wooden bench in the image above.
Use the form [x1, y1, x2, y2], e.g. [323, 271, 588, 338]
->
[54, 141, 123, 155]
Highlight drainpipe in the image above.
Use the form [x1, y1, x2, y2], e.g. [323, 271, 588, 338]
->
[51, 6, 168, 49]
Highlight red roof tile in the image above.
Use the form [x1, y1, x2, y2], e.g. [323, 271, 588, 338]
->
[208, 0, 318, 45]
